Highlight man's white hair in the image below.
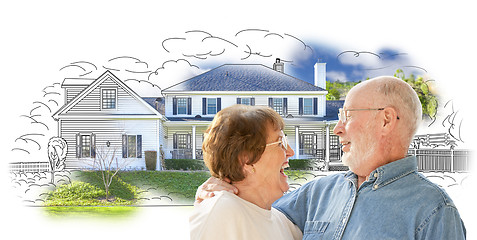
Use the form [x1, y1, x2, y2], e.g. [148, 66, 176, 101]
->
[367, 76, 422, 144]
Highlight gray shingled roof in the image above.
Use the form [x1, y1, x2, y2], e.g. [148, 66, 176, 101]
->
[162, 64, 325, 92]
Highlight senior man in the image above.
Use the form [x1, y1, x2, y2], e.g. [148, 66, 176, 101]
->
[196, 76, 466, 239]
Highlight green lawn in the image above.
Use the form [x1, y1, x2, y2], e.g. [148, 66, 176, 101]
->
[45, 170, 211, 207]
[44, 206, 139, 219]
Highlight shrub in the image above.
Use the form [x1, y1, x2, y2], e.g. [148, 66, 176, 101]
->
[164, 159, 207, 170]
[288, 159, 314, 170]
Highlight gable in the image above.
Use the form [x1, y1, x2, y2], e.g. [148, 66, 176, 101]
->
[163, 64, 326, 92]
[53, 71, 162, 119]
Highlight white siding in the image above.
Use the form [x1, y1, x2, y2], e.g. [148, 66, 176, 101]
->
[60, 119, 159, 169]
[66, 78, 154, 115]
[165, 94, 327, 118]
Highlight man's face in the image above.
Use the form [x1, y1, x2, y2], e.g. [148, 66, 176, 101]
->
[333, 87, 380, 174]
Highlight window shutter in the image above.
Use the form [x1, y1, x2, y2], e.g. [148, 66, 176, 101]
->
[217, 98, 221, 112]
[313, 98, 318, 115]
[76, 133, 82, 158]
[237, 98, 241, 104]
[268, 98, 273, 108]
[173, 133, 178, 149]
[122, 134, 128, 158]
[137, 135, 142, 158]
[299, 98, 303, 115]
[283, 98, 288, 115]
[187, 98, 192, 115]
[91, 133, 96, 158]
[202, 98, 207, 115]
[251, 98, 255, 106]
[173, 97, 177, 115]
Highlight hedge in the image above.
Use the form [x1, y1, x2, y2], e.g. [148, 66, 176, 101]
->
[164, 159, 207, 171]
[163, 158, 319, 171]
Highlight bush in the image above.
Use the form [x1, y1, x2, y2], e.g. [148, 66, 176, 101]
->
[288, 159, 314, 170]
[164, 159, 207, 170]
[145, 151, 157, 170]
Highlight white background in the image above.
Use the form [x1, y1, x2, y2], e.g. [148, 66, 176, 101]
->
[1, 1, 475, 239]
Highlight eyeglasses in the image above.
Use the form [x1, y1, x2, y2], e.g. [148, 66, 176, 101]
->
[266, 130, 288, 151]
[338, 108, 385, 124]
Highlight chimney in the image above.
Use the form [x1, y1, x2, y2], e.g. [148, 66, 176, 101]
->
[314, 60, 326, 89]
[273, 58, 284, 73]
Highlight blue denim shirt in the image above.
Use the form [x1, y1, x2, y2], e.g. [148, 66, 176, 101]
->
[273, 156, 466, 239]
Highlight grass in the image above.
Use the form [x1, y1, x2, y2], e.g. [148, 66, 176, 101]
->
[45, 170, 211, 207]
[44, 206, 138, 219]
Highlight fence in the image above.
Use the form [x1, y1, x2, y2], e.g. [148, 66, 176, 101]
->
[408, 149, 471, 172]
[9, 162, 50, 173]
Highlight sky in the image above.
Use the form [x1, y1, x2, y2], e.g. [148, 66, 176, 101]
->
[1, 0, 476, 239]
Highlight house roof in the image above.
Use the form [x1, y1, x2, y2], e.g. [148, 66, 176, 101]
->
[53, 71, 164, 120]
[162, 64, 326, 92]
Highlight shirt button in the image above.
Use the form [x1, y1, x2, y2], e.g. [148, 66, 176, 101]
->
[373, 184, 379, 190]
[374, 173, 378, 178]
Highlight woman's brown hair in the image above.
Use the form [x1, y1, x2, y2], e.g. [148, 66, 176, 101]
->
[202, 104, 284, 182]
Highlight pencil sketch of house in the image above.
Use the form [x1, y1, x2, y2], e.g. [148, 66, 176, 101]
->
[44, 59, 347, 171]
[51, 71, 166, 170]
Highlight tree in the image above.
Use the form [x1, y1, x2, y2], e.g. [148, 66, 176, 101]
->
[82, 146, 134, 201]
[394, 69, 438, 121]
[47, 137, 67, 184]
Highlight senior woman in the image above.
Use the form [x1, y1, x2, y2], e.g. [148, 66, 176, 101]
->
[189, 104, 302, 240]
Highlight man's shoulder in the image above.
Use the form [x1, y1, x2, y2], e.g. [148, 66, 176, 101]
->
[400, 172, 457, 208]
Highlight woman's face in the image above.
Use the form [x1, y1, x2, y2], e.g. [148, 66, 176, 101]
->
[252, 124, 294, 199]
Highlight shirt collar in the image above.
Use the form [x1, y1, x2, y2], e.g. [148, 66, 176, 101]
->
[345, 156, 418, 189]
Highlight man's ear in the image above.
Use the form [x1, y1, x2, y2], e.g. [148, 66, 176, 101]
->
[382, 107, 399, 134]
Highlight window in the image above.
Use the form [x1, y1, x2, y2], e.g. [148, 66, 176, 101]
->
[207, 98, 217, 114]
[102, 89, 116, 109]
[76, 133, 96, 158]
[202, 98, 221, 115]
[299, 97, 318, 115]
[122, 135, 142, 158]
[82, 135, 91, 158]
[177, 98, 187, 114]
[237, 97, 254, 106]
[303, 98, 313, 115]
[173, 97, 191, 115]
[268, 98, 287, 115]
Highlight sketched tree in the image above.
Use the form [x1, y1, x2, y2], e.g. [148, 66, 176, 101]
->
[47, 137, 68, 184]
[82, 146, 134, 201]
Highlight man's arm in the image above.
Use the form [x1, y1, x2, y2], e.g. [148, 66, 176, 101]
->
[416, 204, 466, 240]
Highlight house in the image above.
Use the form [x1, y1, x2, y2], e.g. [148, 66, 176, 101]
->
[161, 59, 344, 169]
[53, 59, 345, 171]
[52, 71, 166, 170]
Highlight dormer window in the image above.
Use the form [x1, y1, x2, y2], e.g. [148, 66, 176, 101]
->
[102, 89, 117, 109]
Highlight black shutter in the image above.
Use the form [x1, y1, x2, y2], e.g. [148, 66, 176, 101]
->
[299, 98, 303, 115]
[173, 97, 177, 115]
[237, 98, 241, 104]
[122, 134, 128, 158]
[217, 98, 221, 112]
[91, 133, 96, 158]
[251, 98, 255, 106]
[173, 133, 178, 149]
[268, 98, 273, 108]
[187, 98, 192, 115]
[283, 98, 288, 115]
[202, 98, 207, 115]
[76, 133, 82, 158]
[313, 98, 318, 115]
[137, 135, 142, 158]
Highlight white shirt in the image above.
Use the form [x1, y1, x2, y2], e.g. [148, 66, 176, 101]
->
[190, 191, 302, 240]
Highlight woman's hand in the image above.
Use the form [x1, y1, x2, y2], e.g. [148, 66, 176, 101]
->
[194, 177, 238, 206]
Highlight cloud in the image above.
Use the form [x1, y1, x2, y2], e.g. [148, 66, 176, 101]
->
[124, 79, 162, 97]
[148, 59, 205, 90]
[327, 71, 349, 82]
